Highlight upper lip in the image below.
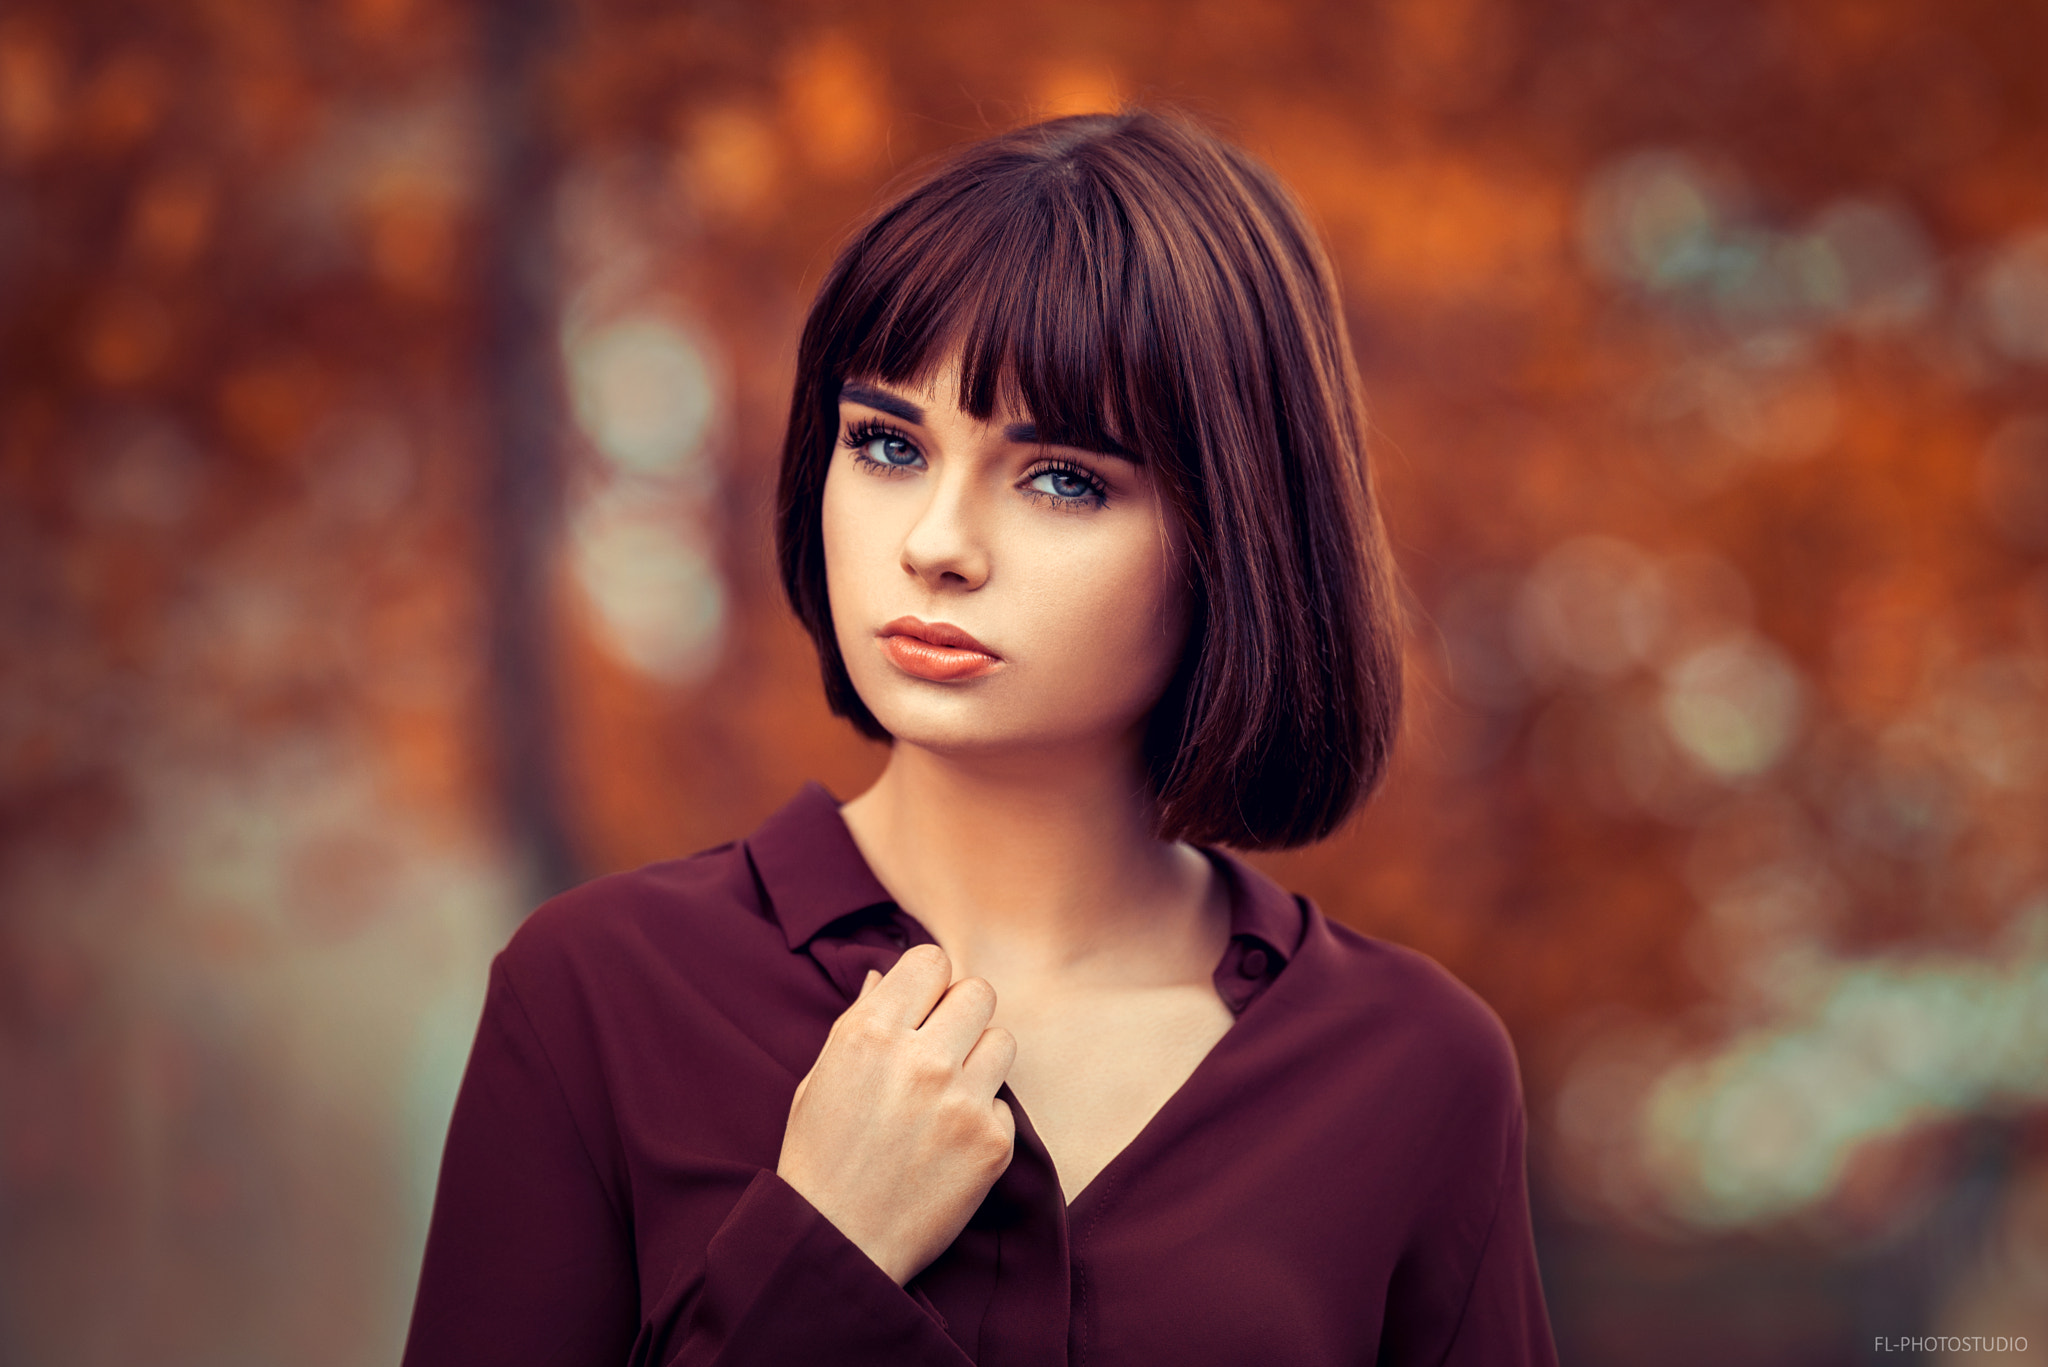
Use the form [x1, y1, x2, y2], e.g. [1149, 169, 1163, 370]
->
[880, 616, 1000, 657]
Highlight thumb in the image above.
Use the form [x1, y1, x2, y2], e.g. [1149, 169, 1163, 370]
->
[859, 968, 881, 999]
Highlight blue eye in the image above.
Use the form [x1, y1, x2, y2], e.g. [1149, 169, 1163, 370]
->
[864, 434, 920, 466]
[843, 421, 924, 471]
[1030, 469, 1094, 500]
[1023, 461, 1108, 509]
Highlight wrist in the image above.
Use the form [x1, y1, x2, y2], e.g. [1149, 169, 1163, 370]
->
[775, 1165, 911, 1285]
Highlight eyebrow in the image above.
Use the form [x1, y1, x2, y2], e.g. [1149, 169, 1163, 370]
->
[839, 382, 923, 425]
[838, 381, 1138, 462]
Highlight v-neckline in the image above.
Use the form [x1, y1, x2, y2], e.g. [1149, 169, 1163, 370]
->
[810, 791, 1300, 1226]
[897, 890, 1288, 1226]
[1001, 981, 1256, 1222]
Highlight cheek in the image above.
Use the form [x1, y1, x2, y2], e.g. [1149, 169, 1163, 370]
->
[820, 464, 880, 603]
[1045, 518, 1190, 695]
[820, 466, 878, 665]
[820, 460, 853, 564]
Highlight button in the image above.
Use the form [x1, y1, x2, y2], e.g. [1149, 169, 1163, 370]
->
[1238, 947, 1269, 978]
[884, 924, 908, 947]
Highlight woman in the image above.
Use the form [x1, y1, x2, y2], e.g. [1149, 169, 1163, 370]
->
[404, 109, 1558, 1366]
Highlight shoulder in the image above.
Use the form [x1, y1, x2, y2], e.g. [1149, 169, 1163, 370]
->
[492, 838, 775, 1015]
[1290, 905, 1527, 1118]
[1258, 904, 1533, 1226]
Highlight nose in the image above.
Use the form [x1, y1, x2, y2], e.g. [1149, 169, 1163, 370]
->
[899, 470, 990, 592]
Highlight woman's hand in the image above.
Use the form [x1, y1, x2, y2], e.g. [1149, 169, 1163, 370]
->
[776, 943, 1018, 1286]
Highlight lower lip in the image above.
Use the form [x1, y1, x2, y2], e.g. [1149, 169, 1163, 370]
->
[881, 634, 1003, 682]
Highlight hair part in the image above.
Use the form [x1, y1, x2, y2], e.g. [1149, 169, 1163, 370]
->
[776, 107, 1404, 850]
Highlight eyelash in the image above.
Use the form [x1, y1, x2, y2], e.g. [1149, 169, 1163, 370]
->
[841, 420, 920, 474]
[839, 419, 1111, 511]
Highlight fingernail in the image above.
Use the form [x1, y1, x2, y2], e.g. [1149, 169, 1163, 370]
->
[860, 969, 880, 996]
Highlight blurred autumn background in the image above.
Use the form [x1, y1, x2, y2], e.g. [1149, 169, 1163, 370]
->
[5, 0, 2048, 1363]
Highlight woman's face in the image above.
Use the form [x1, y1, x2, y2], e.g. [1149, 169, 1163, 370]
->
[821, 351, 1191, 762]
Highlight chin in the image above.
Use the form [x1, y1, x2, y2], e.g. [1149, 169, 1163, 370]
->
[853, 673, 1114, 761]
[857, 678, 1025, 753]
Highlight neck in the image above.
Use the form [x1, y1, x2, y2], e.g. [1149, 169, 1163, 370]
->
[837, 738, 1223, 988]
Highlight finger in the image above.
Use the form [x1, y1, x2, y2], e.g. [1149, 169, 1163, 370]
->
[960, 1023, 1016, 1097]
[920, 975, 999, 1063]
[869, 942, 953, 1030]
[828, 968, 884, 1035]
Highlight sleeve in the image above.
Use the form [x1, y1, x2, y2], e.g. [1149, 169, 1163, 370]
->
[403, 955, 973, 1367]
[402, 957, 640, 1366]
[636, 1169, 975, 1367]
[1431, 1107, 1560, 1367]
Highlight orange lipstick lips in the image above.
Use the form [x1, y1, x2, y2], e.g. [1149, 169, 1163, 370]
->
[879, 617, 1003, 682]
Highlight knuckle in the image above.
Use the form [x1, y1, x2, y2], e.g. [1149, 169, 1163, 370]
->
[845, 1018, 893, 1054]
[907, 1048, 953, 1088]
[952, 976, 997, 1014]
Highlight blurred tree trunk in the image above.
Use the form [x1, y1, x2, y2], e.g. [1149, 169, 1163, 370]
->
[477, 0, 581, 900]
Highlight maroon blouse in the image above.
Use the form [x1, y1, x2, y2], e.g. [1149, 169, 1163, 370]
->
[403, 782, 1558, 1366]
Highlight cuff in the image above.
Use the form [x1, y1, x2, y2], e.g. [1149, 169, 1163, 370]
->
[652, 1168, 971, 1367]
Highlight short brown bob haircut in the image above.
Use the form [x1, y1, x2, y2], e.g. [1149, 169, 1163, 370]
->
[776, 108, 1404, 850]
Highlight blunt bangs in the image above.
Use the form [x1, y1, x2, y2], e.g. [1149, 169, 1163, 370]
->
[776, 109, 1406, 851]
[831, 145, 1153, 465]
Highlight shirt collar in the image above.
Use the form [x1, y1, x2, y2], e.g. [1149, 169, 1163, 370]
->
[742, 781, 1304, 963]
[744, 781, 898, 950]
